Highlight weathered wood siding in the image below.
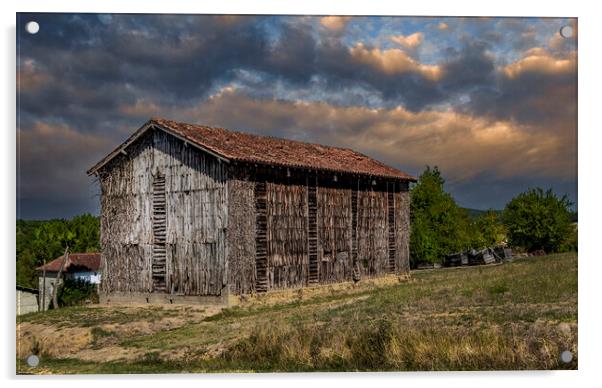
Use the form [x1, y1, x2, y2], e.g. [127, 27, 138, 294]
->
[152, 131, 228, 295]
[395, 182, 411, 273]
[225, 167, 410, 294]
[317, 179, 353, 283]
[99, 133, 154, 294]
[226, 166, 257, 295]
[267, 176, 309, 289]
[356, 181, 389, 277]
[99, 129, 227, 296]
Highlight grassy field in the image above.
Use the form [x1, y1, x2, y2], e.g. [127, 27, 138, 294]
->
[16, 252, 577, 374]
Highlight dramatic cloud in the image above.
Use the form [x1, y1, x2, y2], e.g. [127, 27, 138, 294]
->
[16, 14, 577, 218]
[17, 121, 115, 218]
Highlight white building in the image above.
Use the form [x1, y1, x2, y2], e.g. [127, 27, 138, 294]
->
[17, 285, 39, 315]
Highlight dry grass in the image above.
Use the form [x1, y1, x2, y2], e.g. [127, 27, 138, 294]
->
[16, 253, 577, 373]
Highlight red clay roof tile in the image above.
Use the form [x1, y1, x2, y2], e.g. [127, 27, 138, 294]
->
[37, 253, 101, 273]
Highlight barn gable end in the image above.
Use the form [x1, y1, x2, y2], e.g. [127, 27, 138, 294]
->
[97, 128, 227, 298]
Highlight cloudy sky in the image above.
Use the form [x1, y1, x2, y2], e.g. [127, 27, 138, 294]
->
[16, 13, 577, 219]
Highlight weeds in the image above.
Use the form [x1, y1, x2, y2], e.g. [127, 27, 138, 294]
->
[90, 326, 114, 348]
[29, 336, 44, 356]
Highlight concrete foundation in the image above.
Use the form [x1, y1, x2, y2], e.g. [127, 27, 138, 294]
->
[99, 290, 239, 306]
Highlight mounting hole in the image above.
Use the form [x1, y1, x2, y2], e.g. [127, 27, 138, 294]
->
[25, 21, 39, 34]
[560, 25, 573, 39]
[560, 350, 573, 363]
[26, 354, 39, 367]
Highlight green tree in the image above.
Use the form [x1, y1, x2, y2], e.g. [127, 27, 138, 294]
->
[474, 210, 505, 247]
[69, 214, 100, 252]
[410, 166, 472, 265]
[503, 188, 573, 252]
[16, 249, 38, 287]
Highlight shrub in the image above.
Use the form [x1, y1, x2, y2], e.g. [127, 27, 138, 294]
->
[57, 278, 98, 307]
[503, 188, 573, 253]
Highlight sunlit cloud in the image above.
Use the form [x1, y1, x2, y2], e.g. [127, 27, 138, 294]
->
[319, 16, 351, 31]
[349, 43, 442, 80]
[501, 48, 576, 79]
[390, 32, 424, 49]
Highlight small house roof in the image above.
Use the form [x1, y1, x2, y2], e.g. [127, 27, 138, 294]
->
[87, 118, 416, 181]
[37, 253, 101, 273]
[17, 285, 39, 294]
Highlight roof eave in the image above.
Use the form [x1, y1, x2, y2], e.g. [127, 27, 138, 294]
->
[231, 158, 417, 182]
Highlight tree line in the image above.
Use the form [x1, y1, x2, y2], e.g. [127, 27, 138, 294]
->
[410, 166, 577, 266]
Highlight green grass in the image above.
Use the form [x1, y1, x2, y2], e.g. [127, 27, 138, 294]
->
[17, 253, 578, 373]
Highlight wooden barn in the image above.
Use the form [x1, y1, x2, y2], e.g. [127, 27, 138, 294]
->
[87, 118, 416, 303]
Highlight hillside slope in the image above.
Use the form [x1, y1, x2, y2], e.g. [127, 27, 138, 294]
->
[17, 253, 577, 373]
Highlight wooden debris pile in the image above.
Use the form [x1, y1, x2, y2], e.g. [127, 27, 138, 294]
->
[442, 246, 513, 268]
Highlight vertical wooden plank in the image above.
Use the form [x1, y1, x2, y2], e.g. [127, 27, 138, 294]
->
[351, 179, 359, 281]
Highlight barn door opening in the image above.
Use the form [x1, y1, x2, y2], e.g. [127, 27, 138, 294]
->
[152, 173, 167, 292]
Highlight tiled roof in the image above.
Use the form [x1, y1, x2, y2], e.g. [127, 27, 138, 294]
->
[37, 253, 101, 273]
[88, 118, 416, 181]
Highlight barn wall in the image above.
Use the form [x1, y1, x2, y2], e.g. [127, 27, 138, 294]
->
[99, 129, 227, 296]
[226, 165, 257, 295]
[244, 168, 410, 293]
